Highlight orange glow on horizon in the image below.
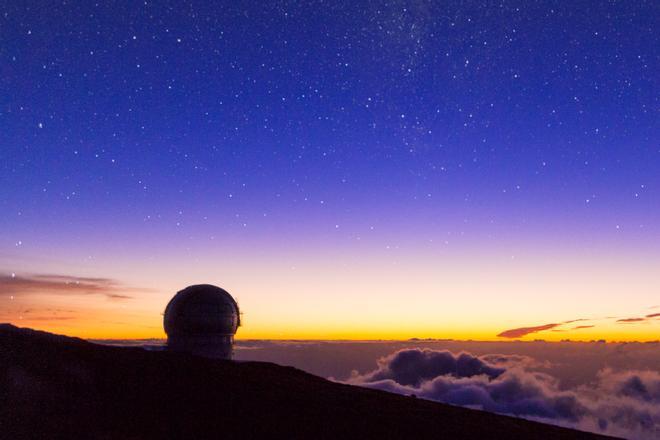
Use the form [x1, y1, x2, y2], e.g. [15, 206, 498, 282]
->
[7, 312, 659, 342]
[2, 249, 659, 342]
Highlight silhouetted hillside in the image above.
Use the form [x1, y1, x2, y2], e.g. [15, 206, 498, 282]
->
[0, 324, 616, 439]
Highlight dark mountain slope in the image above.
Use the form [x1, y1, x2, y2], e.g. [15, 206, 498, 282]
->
[0, 324, 615, 440]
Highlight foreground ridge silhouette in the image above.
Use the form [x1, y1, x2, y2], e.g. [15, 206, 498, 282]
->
[0, 324, 617, 440]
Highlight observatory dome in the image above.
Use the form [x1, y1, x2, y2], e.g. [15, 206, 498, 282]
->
[163, 284, 240, 359]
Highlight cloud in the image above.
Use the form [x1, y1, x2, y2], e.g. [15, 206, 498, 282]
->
[105, 293, 133, 300]
[596, 369, 660, 403]
[497, 323, 560, 338]
[355, 348, 505, 386]
[615, 313, 660, 324]
[0, 273, 144, 300]
[345, 348, 660, 439]
[479, 353, 549, 369]
[497, 311, 658, 339]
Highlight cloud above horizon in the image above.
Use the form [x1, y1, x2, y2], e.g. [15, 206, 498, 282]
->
[496, 317, 601, 339]
[615, 313, 660, 325]
[0, 273, 144, 300]
[497, 311, 660, 339]
[497, 323, 560, 338]
[345, 348, 660, 439]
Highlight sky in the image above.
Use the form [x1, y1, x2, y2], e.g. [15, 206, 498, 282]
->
[1, 1, 658, 340]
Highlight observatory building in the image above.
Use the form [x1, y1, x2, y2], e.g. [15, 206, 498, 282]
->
[163, 284, 240, 359]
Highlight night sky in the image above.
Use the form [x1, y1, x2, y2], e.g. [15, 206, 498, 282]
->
[1, 1, 658, 339]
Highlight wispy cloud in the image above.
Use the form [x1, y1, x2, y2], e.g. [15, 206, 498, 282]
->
[0, 273, 146, 300]
[105, 293, 134, 300]
[497, 323, 560, 338]
[614, 313, 660, 324]
[498, 310, 658, 338]
[497, 316, 603, 338]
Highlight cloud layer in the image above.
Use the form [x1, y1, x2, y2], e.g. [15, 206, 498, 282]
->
[0, 273, 142, 300]
[346, 348, 660, 439]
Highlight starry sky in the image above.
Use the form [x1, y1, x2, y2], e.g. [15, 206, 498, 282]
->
[1, 1, 658, 339]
